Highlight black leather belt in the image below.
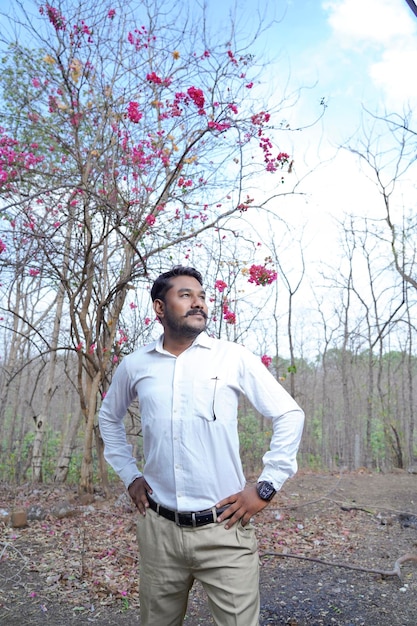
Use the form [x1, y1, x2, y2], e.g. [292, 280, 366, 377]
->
[147, 495, 229, 527]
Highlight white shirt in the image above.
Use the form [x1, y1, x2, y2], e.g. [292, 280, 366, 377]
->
[99, 332, 304, 511]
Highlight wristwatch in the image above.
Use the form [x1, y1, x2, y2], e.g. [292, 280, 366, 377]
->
[256, 481, 276, 501]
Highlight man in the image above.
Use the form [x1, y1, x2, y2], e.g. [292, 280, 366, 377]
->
[99, 265, 304, 626]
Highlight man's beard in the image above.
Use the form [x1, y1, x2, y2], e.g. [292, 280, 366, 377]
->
[164, 308, 207, 339]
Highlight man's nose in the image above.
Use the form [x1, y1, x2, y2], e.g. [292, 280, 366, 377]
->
[191, 295, 204, 308]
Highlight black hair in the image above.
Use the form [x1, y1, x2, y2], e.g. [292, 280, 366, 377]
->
[150, 266, 204, 302]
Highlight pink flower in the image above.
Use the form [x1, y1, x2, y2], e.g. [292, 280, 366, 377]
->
[223, 303, 236, 325]
[224, 310, 236, 324]
[248, 264, 277, 286]
[147, 71, 162, 84]
[146, 72, 171, 86]
[0, 239, 6, 254]
[177, 177, 193, 188]
[187, 86, 205, 109]
[228, 103, 238, 114]
[145, 214, 156, 226]
[89, 343, 96, 354]
[75, 342, 83, 352]
[251, 111, 270, 126]
[129, 302, 137, 309]
[112, 355, 119, 363]
[32, 78, 41, 88]
[144, 317, 151, 326]
[208, 120, 230, 132]
[29, 268, 40, 277]
[117, 329, 128, 345]
[39, 4, 66, 31]
[108, 9, 116, 19]
[227, 50, 238, 66]
[246, 82, 254, 89]
[127, 101, 142, 123]
[261, 355, 272, 368]
[214, 280, 227, 293]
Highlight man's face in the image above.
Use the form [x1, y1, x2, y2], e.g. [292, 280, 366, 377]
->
[154, 275, 208, 339]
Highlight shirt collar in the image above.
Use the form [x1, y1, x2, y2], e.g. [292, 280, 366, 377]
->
[146, 332, 213, 354]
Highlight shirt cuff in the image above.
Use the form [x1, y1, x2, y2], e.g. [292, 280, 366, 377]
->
[119, 463, 142, 489]
[257, 469, 291, 492]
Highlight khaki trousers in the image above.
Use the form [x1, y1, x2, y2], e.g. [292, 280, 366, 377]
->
[136, 508, 260, 626]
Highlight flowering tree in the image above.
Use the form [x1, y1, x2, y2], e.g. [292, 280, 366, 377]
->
[0, 0, 292, 490]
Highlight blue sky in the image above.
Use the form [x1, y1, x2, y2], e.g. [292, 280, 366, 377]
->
[223, 0, 417, 258]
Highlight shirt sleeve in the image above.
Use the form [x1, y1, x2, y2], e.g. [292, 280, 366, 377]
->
[98, 358, 142, 488]
[239, 348, 305, 491]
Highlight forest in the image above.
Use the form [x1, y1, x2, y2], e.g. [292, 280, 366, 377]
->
[1, 0, 416, 491]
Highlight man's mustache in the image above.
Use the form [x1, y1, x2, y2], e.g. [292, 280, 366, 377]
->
[186, 310, 208, 320]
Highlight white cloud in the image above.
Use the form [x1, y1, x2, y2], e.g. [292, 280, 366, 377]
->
[322, 0, 417, 108]
[370, 46, 417, 107]
[323, 0, 415, 47]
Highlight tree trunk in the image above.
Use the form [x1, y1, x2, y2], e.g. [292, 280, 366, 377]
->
[54, 409, 82, 483]
[79, 372, 102, 493]
[31, 291, 62, 481]
[31, 218, 72, 481]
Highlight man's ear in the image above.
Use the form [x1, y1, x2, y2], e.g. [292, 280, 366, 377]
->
[153, 298, 164, 319]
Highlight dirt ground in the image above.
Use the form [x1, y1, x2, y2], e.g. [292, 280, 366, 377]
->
[1, 470, 417, 626]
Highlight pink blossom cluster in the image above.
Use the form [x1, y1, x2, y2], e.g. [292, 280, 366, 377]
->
[223, 302, 236, 324]
[39, 4, 66, 31]
[237, 196, 254, 212]
[73, 20, 93, 41]
[187, 87, 205, 113]
[177, 177, 192, 188]
[127, 101, 142, 123]
[248, 264, 277, 286]
[146, 71, 172, 87]
[208, 120, 231, 132]
[227, 50, 238, 66]
[172, 88, 206, 116]
[0, 239, 6, 254]
[214, 280, 227, 293]
[249, 112, 290, 174]
[116, 329, 128, 345]
[261, 354, 272, 368]
[0, 130, 44, 185]
[127, 26, 151, 51]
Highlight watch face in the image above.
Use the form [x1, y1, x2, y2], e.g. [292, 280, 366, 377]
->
[257, 481, 276, 500]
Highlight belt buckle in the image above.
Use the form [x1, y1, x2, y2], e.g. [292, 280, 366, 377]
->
[174, 511, 197, 527]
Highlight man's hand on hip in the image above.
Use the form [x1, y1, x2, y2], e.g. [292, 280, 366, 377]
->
[128, 476, 152, 516]
[215, 485, 269, 529]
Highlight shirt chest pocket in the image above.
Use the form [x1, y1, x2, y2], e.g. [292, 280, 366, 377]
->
[192, 376, 239, 422]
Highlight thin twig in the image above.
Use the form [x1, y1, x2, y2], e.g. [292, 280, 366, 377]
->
[0, 542, 30, 581]
[260, 551, 417, 580]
